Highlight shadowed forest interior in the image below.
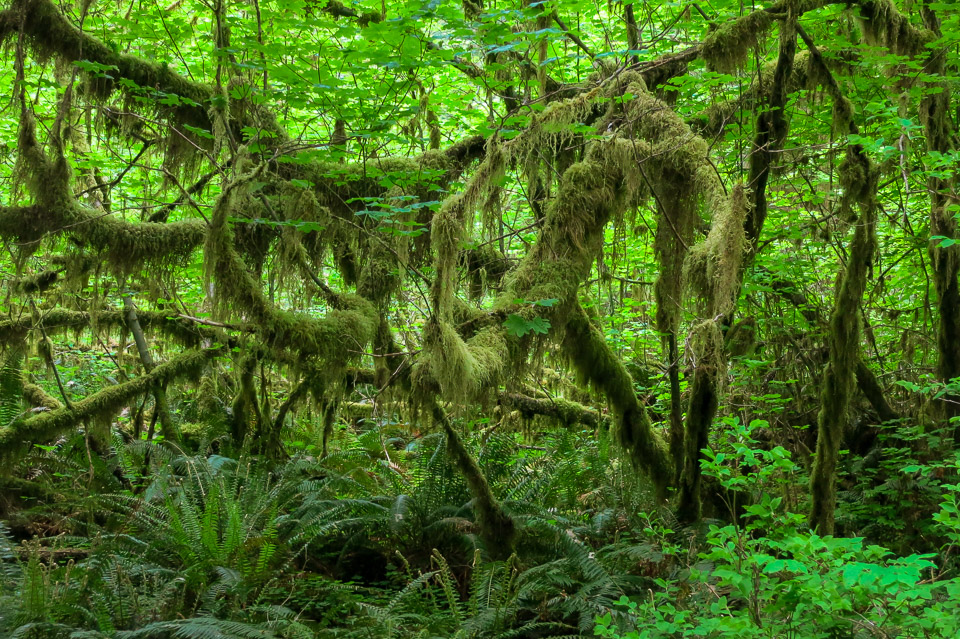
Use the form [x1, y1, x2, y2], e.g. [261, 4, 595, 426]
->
[0, 0, 959, 636]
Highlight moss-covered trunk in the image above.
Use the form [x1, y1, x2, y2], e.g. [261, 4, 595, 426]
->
[677, 322, 724, 523]
[676, 365, 718, 523]
[675, 7, 798, 522]
[666, 332, 684, 484]
[430, 400, 515, 558]
[562, 304, 672, 498]
[809, 149, 878, 534]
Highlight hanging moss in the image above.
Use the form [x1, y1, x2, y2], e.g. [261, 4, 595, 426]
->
[837, 148, 874, 221]
[701, 11, 774, 73]
[673, 184, 750, 521]
[465, 245, 512, 299]
[0, 308, 220, 350]
[726, 316, 758, 357]
[855, 0, 932, 57]
[0, 0, 288, 148]
[744, 7, 798, 251]
[608, 79, 728, 492]
[429, 80, 622, 320]
[474, 80, 735, 493]
[796, 20, 883, 524]
[691, 46, 856, 140]
[205, 174, 378, 373]
[431, 145, 507, 317]
[498, 140, 642, 320]
[831, 96, 855, 136]
[684, 184, 750, 317]
[330, 119, 348, 152]
[3, 106, 207, 273]
[357, 243, 401, 305]
[691, 101, 739, 138]
[427, 110, 441, 151]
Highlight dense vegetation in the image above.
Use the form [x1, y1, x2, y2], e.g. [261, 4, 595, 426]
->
[0, 0, 959, 636]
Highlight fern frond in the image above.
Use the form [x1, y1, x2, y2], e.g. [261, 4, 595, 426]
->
[114, 616, 276, 638]
[0, 346, 25, 427]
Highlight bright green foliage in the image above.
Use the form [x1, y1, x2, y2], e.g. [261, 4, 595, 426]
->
[595, 423, 960, 638]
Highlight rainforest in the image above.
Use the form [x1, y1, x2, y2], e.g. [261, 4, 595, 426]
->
[0, 0, 959, 636]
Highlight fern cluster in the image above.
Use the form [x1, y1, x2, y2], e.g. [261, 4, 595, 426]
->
[1, 427, 666, 638]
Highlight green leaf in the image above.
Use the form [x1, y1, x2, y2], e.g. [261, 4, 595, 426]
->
[503, 314, 551, 337]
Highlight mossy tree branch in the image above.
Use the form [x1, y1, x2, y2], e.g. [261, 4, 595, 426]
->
[123, 295, 180, 444]
[429, 398, 515, 559]
[0, 346, 220, 457]
[498, 392, 607, 429]
[562, 303, 672, 498]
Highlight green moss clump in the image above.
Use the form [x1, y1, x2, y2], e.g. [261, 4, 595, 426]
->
[684, 184, 750, 317]
[424, 321, 507, 403]
[831, 96, 855, 136]
[855, 0, 932, 57]
[701, 11, 774, 74]
[14, 270, 58, 294]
